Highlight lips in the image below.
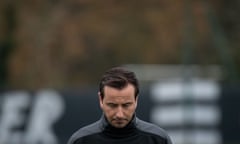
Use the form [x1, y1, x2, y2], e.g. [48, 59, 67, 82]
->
[113, 119, 127, 124]
[114, 119, 124, 122]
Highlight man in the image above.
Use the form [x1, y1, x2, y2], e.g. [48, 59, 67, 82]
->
[67, 67, 172, 144]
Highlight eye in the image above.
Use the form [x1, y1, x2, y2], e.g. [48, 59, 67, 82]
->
[122, 103, 132, 108]
[107, 103, 117, 108]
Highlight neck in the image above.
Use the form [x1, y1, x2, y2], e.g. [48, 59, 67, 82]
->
[102, 115, 137, 138]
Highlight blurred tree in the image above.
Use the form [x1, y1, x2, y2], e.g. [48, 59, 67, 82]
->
[0, 0, 15, 88]
[217, 0, 240, 78]
[0, 0, 239, 89]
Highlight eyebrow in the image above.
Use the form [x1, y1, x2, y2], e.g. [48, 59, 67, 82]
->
[106, 102, 133, 105]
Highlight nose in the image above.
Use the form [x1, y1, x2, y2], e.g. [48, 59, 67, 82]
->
[116, 107, 124, 118]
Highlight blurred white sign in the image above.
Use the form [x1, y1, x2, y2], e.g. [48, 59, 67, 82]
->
[0, 90, 65, 144]
[150, 79, 222, 144]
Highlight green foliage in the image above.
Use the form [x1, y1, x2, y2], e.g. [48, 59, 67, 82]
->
[0, 0, 239, 89]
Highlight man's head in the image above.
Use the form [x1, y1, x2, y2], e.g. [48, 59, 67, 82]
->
[98, 67, 139, 128]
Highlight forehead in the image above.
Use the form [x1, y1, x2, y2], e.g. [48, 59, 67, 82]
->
[103, 84, 135, 98]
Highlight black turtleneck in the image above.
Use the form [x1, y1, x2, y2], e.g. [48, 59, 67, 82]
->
[102, 116, 138, 139]
[67, 115, 172, 144]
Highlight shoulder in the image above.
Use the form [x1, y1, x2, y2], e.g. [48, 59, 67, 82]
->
[67, 120, 102, 144]
[136, 118, 172, 144]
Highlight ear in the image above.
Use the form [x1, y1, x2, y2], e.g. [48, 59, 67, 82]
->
[135, 96, 138, 108]
[98, 92, 103, 108]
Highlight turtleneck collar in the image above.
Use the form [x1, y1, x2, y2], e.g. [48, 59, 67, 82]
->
[100, 114, 138, 138]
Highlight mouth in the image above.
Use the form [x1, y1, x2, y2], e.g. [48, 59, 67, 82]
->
[112, 119, 127, 124]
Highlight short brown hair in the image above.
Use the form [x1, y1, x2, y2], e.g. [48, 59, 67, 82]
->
[99, 67, 139, 98]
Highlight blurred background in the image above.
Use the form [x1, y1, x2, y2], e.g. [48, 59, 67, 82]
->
[0, 0, 240, 144]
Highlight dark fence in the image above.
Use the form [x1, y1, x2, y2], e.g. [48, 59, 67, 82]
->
[0, 83, 239, 144]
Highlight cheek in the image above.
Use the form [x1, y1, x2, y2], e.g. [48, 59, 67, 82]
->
[129, 106, 136, 113]
[124, 106, 136, 115]
[128, 105, 137, 115]
[102, 106, 115, 115]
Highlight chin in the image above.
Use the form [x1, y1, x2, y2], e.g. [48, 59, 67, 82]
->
[112, 123, 127, 128]
[114, 125, 126, 128]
